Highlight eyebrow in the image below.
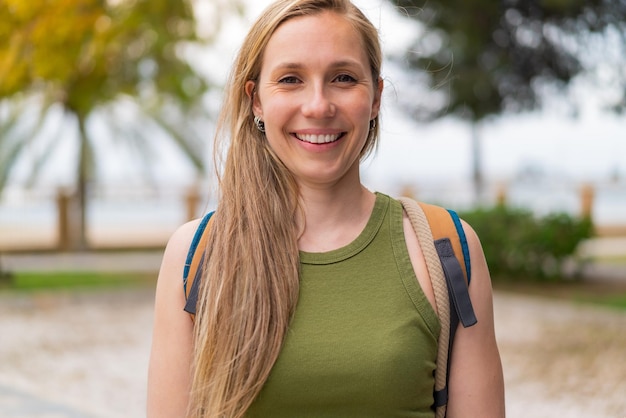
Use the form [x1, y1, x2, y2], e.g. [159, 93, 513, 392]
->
[272, 59, 364, 71]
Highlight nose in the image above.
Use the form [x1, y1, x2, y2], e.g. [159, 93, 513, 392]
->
[301, 83, 335, 119]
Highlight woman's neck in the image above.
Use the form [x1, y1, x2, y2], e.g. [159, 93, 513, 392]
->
[296, 183, 376, 253]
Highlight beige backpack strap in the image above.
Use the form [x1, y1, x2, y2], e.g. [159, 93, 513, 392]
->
[398, 197, 450, 418]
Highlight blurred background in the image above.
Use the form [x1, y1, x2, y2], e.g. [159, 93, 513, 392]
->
[0, 0, 625, 417]
[1, 0, 625, 253]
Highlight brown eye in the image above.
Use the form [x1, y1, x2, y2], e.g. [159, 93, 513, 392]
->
[335, 74, 356, 83]
[278, 76, 300, 84]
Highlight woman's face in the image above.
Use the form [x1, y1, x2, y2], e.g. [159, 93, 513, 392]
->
[247, 11, 382, 189]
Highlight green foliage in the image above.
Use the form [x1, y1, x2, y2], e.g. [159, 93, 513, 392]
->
[2, 271, 155, 291]
[460, 205, 594, 280]
[494, 280, 626, 311]
[388, 0, 626, 121]
[0, 0, 209, 113]
[579, 294, 626, 311]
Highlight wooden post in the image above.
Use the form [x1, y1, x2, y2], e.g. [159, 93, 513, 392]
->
[400, 184, 417, 200]
[580, 183, 594, 219]
[496, 184, 507, 207]
[56, 189, 71, 251]
[185, 186, 200, 221]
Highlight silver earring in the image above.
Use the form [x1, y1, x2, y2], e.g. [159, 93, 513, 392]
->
[254, 115, 265, 133]
[369, 119, 376, 131]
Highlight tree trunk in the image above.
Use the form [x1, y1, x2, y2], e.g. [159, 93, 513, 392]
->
[74, 114, 90, 251]
[471, 122, 484, 205]
[0, 254, 11, 281]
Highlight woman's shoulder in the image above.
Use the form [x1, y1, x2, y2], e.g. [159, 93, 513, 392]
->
[159, 217, 207, 278]
[167, 217, 204, 252]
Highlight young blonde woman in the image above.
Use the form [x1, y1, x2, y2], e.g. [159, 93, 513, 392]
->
[147, 0, 505, 417]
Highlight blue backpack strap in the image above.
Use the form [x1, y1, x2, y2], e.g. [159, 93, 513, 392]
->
[447, 209, 471, 284]
[183, 211, 214, 315]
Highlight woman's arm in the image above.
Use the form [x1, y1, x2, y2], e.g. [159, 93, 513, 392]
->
[147, 219, 201, 418]
[446, 220, 505, 418]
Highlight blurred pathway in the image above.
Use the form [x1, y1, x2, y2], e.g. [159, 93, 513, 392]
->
[0, 385, 97, 418]
[1, 251, 164, 274]
[495, 292, 626, 418]
[1, 286, 625, 417]
[0, 235, 625, 418]
[0, 289, 155, 418]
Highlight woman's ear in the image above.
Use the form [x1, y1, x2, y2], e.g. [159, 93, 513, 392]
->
[245, 80, 263, 117]
[371, 77, 384, 118]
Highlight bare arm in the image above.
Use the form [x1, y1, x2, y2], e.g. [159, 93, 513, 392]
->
[446, 220, 505, 418]
[147, 219, 201, 418]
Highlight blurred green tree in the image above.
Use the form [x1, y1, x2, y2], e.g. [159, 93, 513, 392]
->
[387, 0, 626, 200]
[0, 0, 243, 249]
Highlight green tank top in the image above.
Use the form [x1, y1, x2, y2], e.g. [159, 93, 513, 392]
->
[246, 193, 440, 418]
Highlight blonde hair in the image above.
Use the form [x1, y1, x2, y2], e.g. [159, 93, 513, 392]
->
[188, 1, 382, 417]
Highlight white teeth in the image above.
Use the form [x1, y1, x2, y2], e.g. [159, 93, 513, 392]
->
[296, 133, 341, 144]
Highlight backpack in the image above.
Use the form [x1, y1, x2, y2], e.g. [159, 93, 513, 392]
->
[398, 197, 477, 418]
[182, 197, 477, 418]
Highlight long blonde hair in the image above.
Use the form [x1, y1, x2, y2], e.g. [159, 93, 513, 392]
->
[188, 1, 382, 417]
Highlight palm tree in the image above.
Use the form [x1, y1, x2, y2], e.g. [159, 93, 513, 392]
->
[0, 0, 243, 250]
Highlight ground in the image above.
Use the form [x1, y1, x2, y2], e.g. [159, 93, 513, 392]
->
[0, 286, 625, 418]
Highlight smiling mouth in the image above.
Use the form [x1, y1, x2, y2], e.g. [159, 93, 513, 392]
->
[295, 133, 345, 144]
